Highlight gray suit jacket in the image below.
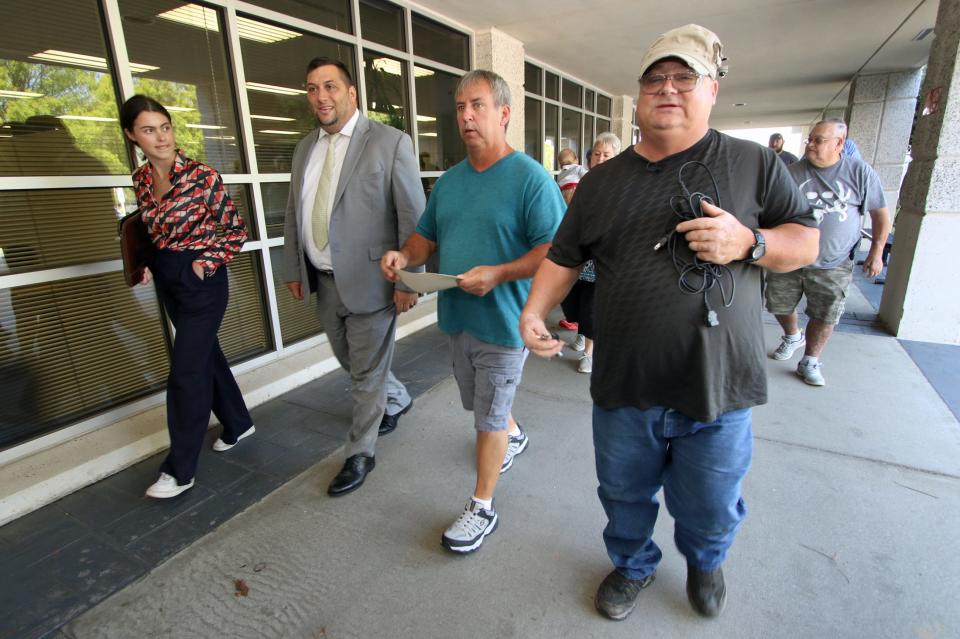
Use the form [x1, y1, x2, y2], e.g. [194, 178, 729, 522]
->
[283, 113, 425, 314]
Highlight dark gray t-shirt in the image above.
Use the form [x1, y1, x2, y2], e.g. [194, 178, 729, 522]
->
[549, 130, 815, 422]
[777, 150, 799, 165]
[788, 156, 885, 269]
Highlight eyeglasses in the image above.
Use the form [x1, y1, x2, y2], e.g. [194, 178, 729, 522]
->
[639, 72, 703, 94]
[804, 136, 840, 146]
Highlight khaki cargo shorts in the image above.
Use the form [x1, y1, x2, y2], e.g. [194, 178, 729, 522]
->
[764, 259, 854, 325]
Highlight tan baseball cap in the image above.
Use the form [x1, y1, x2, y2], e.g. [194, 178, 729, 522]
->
[638, 24, 727, 79]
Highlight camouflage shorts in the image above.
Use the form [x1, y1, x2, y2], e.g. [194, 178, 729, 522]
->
[764, 259, 854, 325]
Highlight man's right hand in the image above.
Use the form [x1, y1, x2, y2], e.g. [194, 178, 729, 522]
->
[286, 281, 303, 300]
[520, 313, 563, 359]
[381, 250, 408, 282]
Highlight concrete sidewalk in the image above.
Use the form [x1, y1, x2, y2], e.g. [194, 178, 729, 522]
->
[63, 321, 960, 639]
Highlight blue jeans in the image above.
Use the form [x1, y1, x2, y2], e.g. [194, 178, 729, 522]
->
[592, 405, 752, 580]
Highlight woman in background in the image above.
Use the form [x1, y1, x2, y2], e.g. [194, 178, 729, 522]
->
[560, 132, 621, 374]
[120, 94, 254, 499]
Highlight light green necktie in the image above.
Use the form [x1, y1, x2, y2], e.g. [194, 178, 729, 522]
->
[311, 132, 339, 249]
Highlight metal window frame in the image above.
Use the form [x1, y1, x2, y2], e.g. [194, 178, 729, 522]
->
[523, 56, 613, 174]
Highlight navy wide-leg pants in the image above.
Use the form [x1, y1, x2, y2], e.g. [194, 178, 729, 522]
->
[152, 249, 253, 485]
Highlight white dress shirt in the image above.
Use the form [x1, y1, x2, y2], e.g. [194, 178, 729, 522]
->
[299, 109, 360, 272]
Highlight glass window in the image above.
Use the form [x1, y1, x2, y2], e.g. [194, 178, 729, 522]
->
[544, 72, 559, 101]
[524, 62, 541, 95]
[0, 0, 128, 176]
[364, 51, 409, 133]
[597, 94, 612, 117]
[562, 79, 582, 107]
[597, 118, 611, 134]
[415, 66, 464, 170]
[120, 1, 245, 173]
[360, 0, 405, 51]
[238, 14, 356, 173]
[217, 252, 271, 362]
[0, 272, 169, 449]
[584, 114, 594, 162]
[524, 97, 541, 163]
[560, 108, 582, 163]
[412, 14, 468, 70]
[227, 185, 258, 241]
[544, 103, 558, 171]
[269, 246, 322, 346]
[585, 89, 595, 112]
[0, 188, 128, 273]
[420, 176, 439, 202]
[261, 182, 289, 239]
[245, 0, 351, 34]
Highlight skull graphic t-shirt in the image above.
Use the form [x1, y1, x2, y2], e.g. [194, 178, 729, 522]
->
[787, 155, 886, 269]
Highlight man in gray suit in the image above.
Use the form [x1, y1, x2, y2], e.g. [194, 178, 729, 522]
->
[283, 57, 425, 496]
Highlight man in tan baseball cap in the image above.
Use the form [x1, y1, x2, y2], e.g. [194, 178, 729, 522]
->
[521, 24, 818, 622]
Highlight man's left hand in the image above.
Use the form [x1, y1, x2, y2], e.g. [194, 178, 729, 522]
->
[863, 251, 884, 278]
[457, 265, 500, 296]
[675, 201, 753, 265]
[394, 290, 418, 313]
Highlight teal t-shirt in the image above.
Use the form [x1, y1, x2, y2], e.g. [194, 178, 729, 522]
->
[417, 151, 564, 348]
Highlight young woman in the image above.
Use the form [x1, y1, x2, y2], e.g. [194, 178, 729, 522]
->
[120, 95, 254, 499]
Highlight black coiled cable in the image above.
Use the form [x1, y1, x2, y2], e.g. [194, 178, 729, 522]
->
[661, 161, 735, 327]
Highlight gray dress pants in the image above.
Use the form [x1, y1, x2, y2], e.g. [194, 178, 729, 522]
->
[314, 273, 410, 457]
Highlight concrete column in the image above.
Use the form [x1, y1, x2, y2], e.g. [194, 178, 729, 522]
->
[474, 28, 525, 152]
[847, 69, 924, 211]
[611, 95, 635, 147]
[879, 0, 960, 344]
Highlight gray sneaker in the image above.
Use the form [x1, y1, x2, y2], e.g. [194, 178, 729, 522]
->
[797, 360, 825, 386]
[578, 355, 593, 374]
[571, 334, 586, 352]
[441, 499, 498, 554]
[500, 427, 529, 474]
[771, 333, 805, 360]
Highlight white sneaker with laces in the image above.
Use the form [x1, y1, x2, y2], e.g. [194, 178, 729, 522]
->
[571, 334, 586, 352]
[500, 427, 529, 474]
[213, 424, 256, 452]
[441, 499, 498, 553]
[771, 334, 805, 361]
[145, 472, 195, 499]
[578, 355, 593, 374]
[797, 360, 826, 386]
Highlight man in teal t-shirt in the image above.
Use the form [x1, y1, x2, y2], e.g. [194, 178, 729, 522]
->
[382, 69, 564, 554]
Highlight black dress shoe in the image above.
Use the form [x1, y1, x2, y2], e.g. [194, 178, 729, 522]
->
[327, 454, 375, 497]
[378, 399, 413, 436]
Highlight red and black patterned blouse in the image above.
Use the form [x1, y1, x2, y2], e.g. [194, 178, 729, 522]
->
[132, 150, 246, 275]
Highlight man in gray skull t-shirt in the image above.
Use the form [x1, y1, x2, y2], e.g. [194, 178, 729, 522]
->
[765, 119, 890, 387]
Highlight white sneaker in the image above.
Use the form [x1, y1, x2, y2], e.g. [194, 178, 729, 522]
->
[145, 472, 194, 499]
[441, 499, 498, 554]
[796, 360, 826, 386]
[500, 427, 529, 474]
[771, 334, 805, 360]
[578, 355, 593, 374]
[571, 334, 586, 352]
[213, 424, 256, 452]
